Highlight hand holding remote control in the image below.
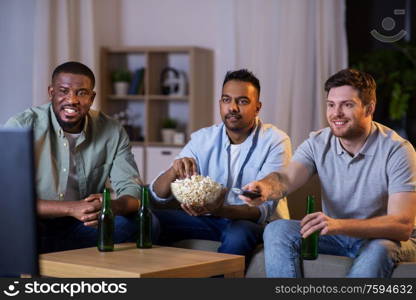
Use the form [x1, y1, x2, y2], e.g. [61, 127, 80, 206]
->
[231, 187, 261, 199]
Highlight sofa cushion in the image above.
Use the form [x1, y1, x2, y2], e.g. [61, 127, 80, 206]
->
[172, 239, 219, 252]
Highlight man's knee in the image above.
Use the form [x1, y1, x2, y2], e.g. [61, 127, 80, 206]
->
[114, 214, 160, 243]
[219, 221, 262, 256]
[151, 212, 161, 242]
[112, 216, 136, 242]
[362, 239, 400, 259]
[223, 220, 263, 242]
[264, 219, 299, 241]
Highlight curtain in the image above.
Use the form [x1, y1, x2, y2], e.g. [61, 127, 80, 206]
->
[30, 0, 348, 143]
[234, 0, 348, 148]
[32, 0, 99, 108]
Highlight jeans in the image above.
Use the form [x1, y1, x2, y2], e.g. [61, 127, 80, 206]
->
[38, 213, 160, 253]
[154, 209, 264, 258]
[264, 219, 416, 278]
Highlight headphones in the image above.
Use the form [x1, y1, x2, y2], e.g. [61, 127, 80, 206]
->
[160, 67, 180, 95]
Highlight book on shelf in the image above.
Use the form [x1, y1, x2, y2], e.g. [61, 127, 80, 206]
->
[137, 68, 145, 95]
[128, 68, 144, 95]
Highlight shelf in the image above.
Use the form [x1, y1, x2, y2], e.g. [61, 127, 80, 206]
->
[101, 46, 213, 183]
[131, 141, 145, 146]
[147, 142, 185, 148]
[107, 95, 187, 102]
[148, 95, 189, 101]
[108, 95, 145, 101]
[105, 46, 205, 54]
[132, 142, 185, 148]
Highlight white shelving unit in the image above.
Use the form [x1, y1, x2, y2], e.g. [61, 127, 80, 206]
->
[100, 46, 213, 183]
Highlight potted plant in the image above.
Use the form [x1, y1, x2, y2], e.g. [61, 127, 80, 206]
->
[161, 118, 178, 144]
[111, 69, 131, 95]
[351, 42, 416, 145]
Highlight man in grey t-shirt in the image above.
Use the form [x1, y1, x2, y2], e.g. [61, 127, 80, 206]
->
[240, 69, 416, 277]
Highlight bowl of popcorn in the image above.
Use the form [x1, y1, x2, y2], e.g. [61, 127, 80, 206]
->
[171, 175, 223, 206]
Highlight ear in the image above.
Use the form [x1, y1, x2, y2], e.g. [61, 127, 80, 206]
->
[256, 101, 262, 113]
[47, 85, 53, 101]
[365, 102, 375, 116]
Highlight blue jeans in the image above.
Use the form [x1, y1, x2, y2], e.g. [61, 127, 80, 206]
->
[264, 219, 416, 278]
[154, 209, 264, 257]
[39, 213, 160, 253]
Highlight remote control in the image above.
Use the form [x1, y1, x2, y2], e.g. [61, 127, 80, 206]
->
[231, 187, 261, 199]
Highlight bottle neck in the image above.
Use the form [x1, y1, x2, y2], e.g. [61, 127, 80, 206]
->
[103, 188, 112, 210]
[141, 185, 149, 208]
[306, 195, 315, 214]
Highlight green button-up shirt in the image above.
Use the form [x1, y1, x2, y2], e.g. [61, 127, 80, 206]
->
[5, 103, 140, 201]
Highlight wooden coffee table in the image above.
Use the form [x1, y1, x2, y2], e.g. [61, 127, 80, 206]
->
[39, 243, 245, 278]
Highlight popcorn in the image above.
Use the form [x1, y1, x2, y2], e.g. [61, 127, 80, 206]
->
[171, 175, 222, 206]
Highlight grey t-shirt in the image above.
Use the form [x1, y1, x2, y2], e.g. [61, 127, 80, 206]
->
[293, 122, 416, 222]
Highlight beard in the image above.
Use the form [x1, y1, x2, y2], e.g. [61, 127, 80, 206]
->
[223, 113, 251, 132]
[52, 104, 85, 133]
[56, 117, 84, 132]
[329, 121, 367, 140]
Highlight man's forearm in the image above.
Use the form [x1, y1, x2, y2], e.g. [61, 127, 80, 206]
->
[114, 195, 140, 215]
[264, 172, 289, 200]
[260, 162, 312, 201]
[152, 168, 177, 198]
[333, 215, 414, 241]
[213, 204, 261, 222]
[37, 199, 72, 218]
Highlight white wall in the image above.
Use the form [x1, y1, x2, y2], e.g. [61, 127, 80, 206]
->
[1, 0, 345, 138]
[119, 0, 236, 124]
[0, 0, 238, 125]
[0, 0, 35, 124]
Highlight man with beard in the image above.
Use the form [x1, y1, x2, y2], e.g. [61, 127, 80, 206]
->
[5, 61, 158, 253]
[151, 69, 291, 261]
[240, 69, 416, 277]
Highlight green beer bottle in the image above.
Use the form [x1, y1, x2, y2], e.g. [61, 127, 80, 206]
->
[301, 195, 318, 260]
[137, 185, 152, 248]
[97, 188, 114, 252]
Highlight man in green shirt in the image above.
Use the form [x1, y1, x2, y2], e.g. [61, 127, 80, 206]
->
[5, 61, 158, 253]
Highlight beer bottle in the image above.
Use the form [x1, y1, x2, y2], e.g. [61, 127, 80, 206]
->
[301, 195, 318, 260]
[137, 185, 152, 248]
[97, 188, 114, 252]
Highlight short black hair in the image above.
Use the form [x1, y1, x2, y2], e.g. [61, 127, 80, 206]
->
[223, 69, 260, 98]
[324, 68, 376, 106]
[52, 61, 95, 88]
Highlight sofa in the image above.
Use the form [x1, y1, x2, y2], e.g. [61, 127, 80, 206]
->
[155, 176, 416, 277]
[171, 239, 416, 277]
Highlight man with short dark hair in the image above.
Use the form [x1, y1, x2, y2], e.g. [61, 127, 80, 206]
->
[241, 69, 416, 277]
[151, 69, 292, 260]
[5, 61, 158, 253]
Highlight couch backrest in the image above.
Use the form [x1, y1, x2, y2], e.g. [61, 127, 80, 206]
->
[287, 175, 322, 220]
